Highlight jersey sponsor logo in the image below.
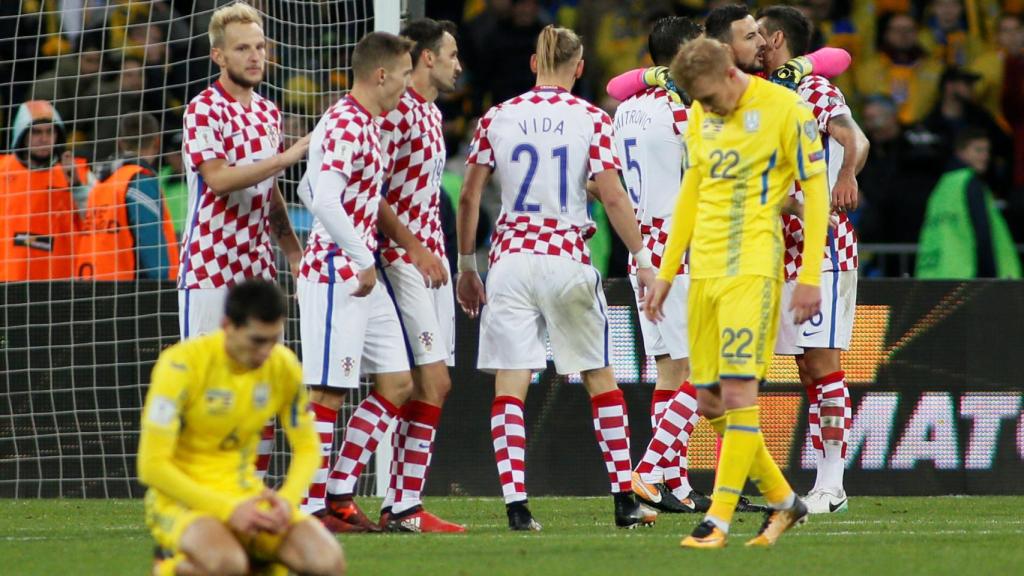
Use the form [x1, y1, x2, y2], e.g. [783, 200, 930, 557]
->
[147, 395, 178, 426]
[253, 382, 269, 409]
[802, 329, 823, 338]
[701, 117, 724, 139]
[204, 389, 234, 415]
[170, 361, 187, 371]
[744, 110, 760, 133]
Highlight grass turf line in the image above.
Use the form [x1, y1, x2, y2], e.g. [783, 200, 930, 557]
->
[1, 497, 1022, 575]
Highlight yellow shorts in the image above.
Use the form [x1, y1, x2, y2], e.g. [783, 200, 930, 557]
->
[144, 490, 309, 563]
[687, 275, 781, 387]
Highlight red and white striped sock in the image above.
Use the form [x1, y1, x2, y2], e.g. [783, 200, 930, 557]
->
[660, 382, 699, 499]
[301, 402, 337, 514]
[806, 379, 824, 487]
[817, 371, 850, 490]
[390, 401, 441, 515]
[254, 420, 275, 481]
[591, 389, 632, 494]
[637, 383, 698, 496]
[646, 389, 674, 482]
[491, 396, 527, 504]
[326, 391, 398, 497]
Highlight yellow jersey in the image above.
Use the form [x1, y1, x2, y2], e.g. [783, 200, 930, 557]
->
[137, 331, 318, 521]
[659, 75, 829, 286]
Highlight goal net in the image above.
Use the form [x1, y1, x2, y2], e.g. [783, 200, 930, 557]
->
[0, 0, 413, 498]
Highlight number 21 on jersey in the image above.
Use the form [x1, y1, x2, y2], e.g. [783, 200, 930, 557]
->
[512, 143, 569, 214]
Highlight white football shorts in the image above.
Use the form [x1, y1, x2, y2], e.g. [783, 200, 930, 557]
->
[381, 258, 455, 367]
[298, 277, 410, 389]
[478, 253, 610, 375]
[178, 287, 228, 339]
[775, 269, 857, 355]
[630, 273, 689, 359]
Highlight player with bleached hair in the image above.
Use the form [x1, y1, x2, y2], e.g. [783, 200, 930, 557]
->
[457, 24, 656, 531]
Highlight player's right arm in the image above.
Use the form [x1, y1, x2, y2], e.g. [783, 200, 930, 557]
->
[137, 349, 252, 522]
[184, 102, 309, 197]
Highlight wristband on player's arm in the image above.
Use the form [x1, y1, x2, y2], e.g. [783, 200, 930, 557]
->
[633, 247, 653, 269]
[457, 253, 478, 273]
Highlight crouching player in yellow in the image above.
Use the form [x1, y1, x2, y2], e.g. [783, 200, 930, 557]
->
[644, 37, 830, 549]
[138, 280, 346, 575]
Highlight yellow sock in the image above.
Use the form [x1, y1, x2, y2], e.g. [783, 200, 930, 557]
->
[706, 406, 761, 528]
[156, 555, 182, 576]
[748, 440, 794, 507]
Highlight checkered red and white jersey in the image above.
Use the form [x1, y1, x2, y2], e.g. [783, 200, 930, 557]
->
[299, 95, 386, 284]
[626, 217, 688, 276]
[179, 81, 283, 289]
[467, 86, 620, 266]
[781, 75, 858, 280]
[613, 87, 689, 277]
[612, 87, 688, 221]
[378, 89, 446, 266]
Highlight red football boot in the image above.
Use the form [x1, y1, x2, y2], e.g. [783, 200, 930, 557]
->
[324, 495, 383, 533]
[384, 507, 466, 533]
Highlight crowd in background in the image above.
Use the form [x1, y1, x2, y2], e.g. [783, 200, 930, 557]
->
[1, 0, 1023, 279]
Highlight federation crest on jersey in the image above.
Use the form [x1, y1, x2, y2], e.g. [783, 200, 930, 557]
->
[804, 120, 819, 141]
[419, 331, 434, 352]
[252, 382, 269, 409]
[342, 356, 355, 377]
[204, 389, 234, 415]
[744, 110, 760, 133]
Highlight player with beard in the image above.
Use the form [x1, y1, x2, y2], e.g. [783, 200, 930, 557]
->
[180, 1, 310, 482]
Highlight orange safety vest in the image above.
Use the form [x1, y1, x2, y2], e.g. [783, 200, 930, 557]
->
[76, 164, 180, 280]
[0, 154, 88, 281]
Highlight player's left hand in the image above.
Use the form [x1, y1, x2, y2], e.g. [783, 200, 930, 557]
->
[410, 247, 449, 289]
[832, 172, 859, 212]
[642, 278, 672, 323]
[456, 271, 486, 319]
[790, 282, 822, 325]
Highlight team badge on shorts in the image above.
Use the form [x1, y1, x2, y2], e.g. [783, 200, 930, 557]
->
[342, 357, 355, 377]
[252, 383, 269, 409]
[419, 331, 434, 352]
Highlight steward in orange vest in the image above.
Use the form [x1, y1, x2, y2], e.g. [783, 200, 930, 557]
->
[0, 101, 93, 281]
[76, 113, 179, 280]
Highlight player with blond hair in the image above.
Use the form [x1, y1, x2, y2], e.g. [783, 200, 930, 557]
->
[645, 37, 830, 548]
[458, 25, 655, 531]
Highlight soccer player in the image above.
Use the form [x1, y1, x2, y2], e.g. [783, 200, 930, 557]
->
[179, 2, 309, 479]
[138, 280, 345, 576]
[644, 37, 830, 548]
[757, 5, 870, 515]
[374, 18, 465, 533]
[295, 31, 415, 533]
[457, 25, 656, 531]
[612, 16, 708, 515]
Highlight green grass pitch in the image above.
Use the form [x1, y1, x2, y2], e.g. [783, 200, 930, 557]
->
[3, 496, 1023, 575]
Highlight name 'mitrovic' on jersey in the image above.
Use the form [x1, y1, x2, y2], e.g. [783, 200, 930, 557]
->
[378, 88, 447, 266]
[180, 81, 283, 289]
[782, 74, 859, 281]
[466, 86, 620, 266]
[299, 95, 386, 284]
[613, 86, 689, 277]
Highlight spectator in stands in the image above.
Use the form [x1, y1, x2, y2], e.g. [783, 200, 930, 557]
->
[0, 100, 94, 281]
[856, 95, 943, 247]
[916, 127, 1022, 278]
[919, 0, 983, 66]
[464, 0, 547, 116]
[76, 113, 178, 280]
[31, 30, 106, 143]
[92, 56, 147, 161]
[158, 131, 187, 238]
[921, 67, 1013, 195]
[856, 12, 944, 125]
[970, 13, 1024, 128]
